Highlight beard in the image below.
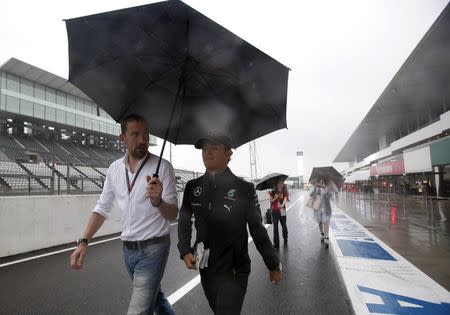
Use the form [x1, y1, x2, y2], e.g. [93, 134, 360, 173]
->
[130, 146, 148, 159]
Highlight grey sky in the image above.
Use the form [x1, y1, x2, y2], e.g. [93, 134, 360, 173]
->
[1, 0, 448, 179]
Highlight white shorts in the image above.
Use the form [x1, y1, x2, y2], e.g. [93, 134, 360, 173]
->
[314, 209, 331, 224]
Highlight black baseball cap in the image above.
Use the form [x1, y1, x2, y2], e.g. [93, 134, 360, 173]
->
[194, 135, 234, 149]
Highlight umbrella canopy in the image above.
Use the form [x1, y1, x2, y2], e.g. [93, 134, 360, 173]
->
[65, 0, 289, 150]
[309, 166, 345, 189]
[255, 173, 288, 191]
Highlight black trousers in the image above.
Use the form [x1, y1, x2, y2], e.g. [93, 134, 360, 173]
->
[200, 270, 249, 315]
[272, 211, 288, 246]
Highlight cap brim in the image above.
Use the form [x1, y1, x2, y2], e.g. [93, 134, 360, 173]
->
[194, 136, 233, 149]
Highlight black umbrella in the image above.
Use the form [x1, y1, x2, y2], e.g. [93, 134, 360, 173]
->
[65, 0, 289, 175]
[255, 173, 288, 191]
[309, 166, 345, 189]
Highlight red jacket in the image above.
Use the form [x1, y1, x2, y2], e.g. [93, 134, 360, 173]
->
[269, 190, 289, 211]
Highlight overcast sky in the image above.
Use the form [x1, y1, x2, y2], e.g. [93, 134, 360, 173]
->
[1, 0, 448, 179]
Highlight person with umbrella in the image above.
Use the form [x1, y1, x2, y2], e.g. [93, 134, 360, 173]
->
[256, 173, 290, 249]
[269, 179, 289, 248]
[177, 135, 282, 315]
[70, 114, 178, 315]
[308, 167, 343, 248]
[309, 178, 335, 248]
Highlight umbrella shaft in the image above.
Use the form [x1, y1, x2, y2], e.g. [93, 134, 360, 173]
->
[154, 71, 186, 176]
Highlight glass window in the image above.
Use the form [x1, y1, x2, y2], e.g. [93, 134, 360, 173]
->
[75, 114, 84, 128]
[99, 122, 106, 133]
[21, 79, 34, 97]
[0, 72, 5, 88]
[107, 124, 114, 135]
[76, 98, 84, 111]
[34, 103, 45, 119]
[35, 84, 45, 100]
[67, 95, 76, 109]
[408, 114, 417, 133]
[66, 112, 75, 126]
[45, 88, 56, 103]
[84, 117, 92, 130]
[1, 94, 5, 110]
[92, 120, 100, 132]
[84, 100, 94, 114]
[6, 74, 20, 92]
[417, 110, 428, 129]
[56, 110, 66, 124]
[56, 91, 66, 107]
[429, 103, 442, 122]
[6, 95, 20, 113]
[20, 100, 33, 116]
[46, 106, 56, 122]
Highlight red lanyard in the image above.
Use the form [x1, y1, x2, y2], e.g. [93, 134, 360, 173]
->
[125, 154, 150, 194]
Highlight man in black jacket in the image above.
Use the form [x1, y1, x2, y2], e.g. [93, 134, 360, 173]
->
[178, 135, 282, 315]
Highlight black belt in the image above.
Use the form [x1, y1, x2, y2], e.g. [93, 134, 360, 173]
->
[123, 235, 169, 250]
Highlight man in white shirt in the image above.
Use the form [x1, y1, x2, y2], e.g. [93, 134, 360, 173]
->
[70, 114, 178, 315]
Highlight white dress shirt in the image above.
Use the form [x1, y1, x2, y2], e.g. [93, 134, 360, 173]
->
[93, 152, 178, 241]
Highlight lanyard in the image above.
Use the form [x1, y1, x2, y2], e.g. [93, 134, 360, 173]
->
[125, 153, 150, 194]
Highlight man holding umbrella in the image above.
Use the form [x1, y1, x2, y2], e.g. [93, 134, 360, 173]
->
[70, 114, 178, 315]
[178, 135, 282, 315]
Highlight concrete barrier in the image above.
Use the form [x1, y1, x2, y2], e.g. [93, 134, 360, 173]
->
[0, 191, 185, 258]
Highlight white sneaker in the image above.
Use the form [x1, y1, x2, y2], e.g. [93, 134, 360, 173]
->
[320, 234, 325, 243]
[324, 237, 329, 248]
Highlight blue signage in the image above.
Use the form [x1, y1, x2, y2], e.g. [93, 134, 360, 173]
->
[337, 240, 396, 261]
[359, 286, 450, 315]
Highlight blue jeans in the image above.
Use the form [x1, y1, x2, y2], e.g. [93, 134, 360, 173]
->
[122, 237, 174, 315]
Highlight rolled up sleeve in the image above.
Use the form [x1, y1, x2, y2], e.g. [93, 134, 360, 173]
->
[161, 161, 178, 206]
[93, 166, 115, 219]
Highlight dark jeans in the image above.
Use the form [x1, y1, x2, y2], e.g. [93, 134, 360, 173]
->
[272, 211, 288, 246]
[200, 270, 249, 315]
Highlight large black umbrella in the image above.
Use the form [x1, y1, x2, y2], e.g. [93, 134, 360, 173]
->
[309, 166, 345, 189]
[255, 173, 288, 191]
[65, 0, 289, 175]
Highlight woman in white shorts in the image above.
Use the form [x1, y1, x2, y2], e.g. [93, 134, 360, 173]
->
[310, 179, 333, 248]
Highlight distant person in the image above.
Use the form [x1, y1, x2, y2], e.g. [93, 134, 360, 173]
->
[310, 179, 334, 248]
[70, 114, 178, 315]
[178, 135, 282, 315]
[269, 180, 289, 248]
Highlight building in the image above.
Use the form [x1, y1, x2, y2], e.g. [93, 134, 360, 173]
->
[334, 3, 450, 197]
[0, 58, 160, 194]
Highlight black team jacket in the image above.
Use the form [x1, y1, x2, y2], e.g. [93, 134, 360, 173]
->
[177, 167, 279, 275]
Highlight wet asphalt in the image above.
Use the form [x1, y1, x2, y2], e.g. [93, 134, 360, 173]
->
[0, 191, 354, 315]
[336, 191, 450, 291]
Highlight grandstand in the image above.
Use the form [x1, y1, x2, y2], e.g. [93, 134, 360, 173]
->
[0, 58, 202, 195]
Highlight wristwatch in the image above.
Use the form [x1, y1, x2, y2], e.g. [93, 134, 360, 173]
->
[273, 263, 282, 272]
[77, 238, 89, 246]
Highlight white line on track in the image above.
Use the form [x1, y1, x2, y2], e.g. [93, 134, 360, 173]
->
[2, 223, 179, 267]
[0, 236, 121, 268]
